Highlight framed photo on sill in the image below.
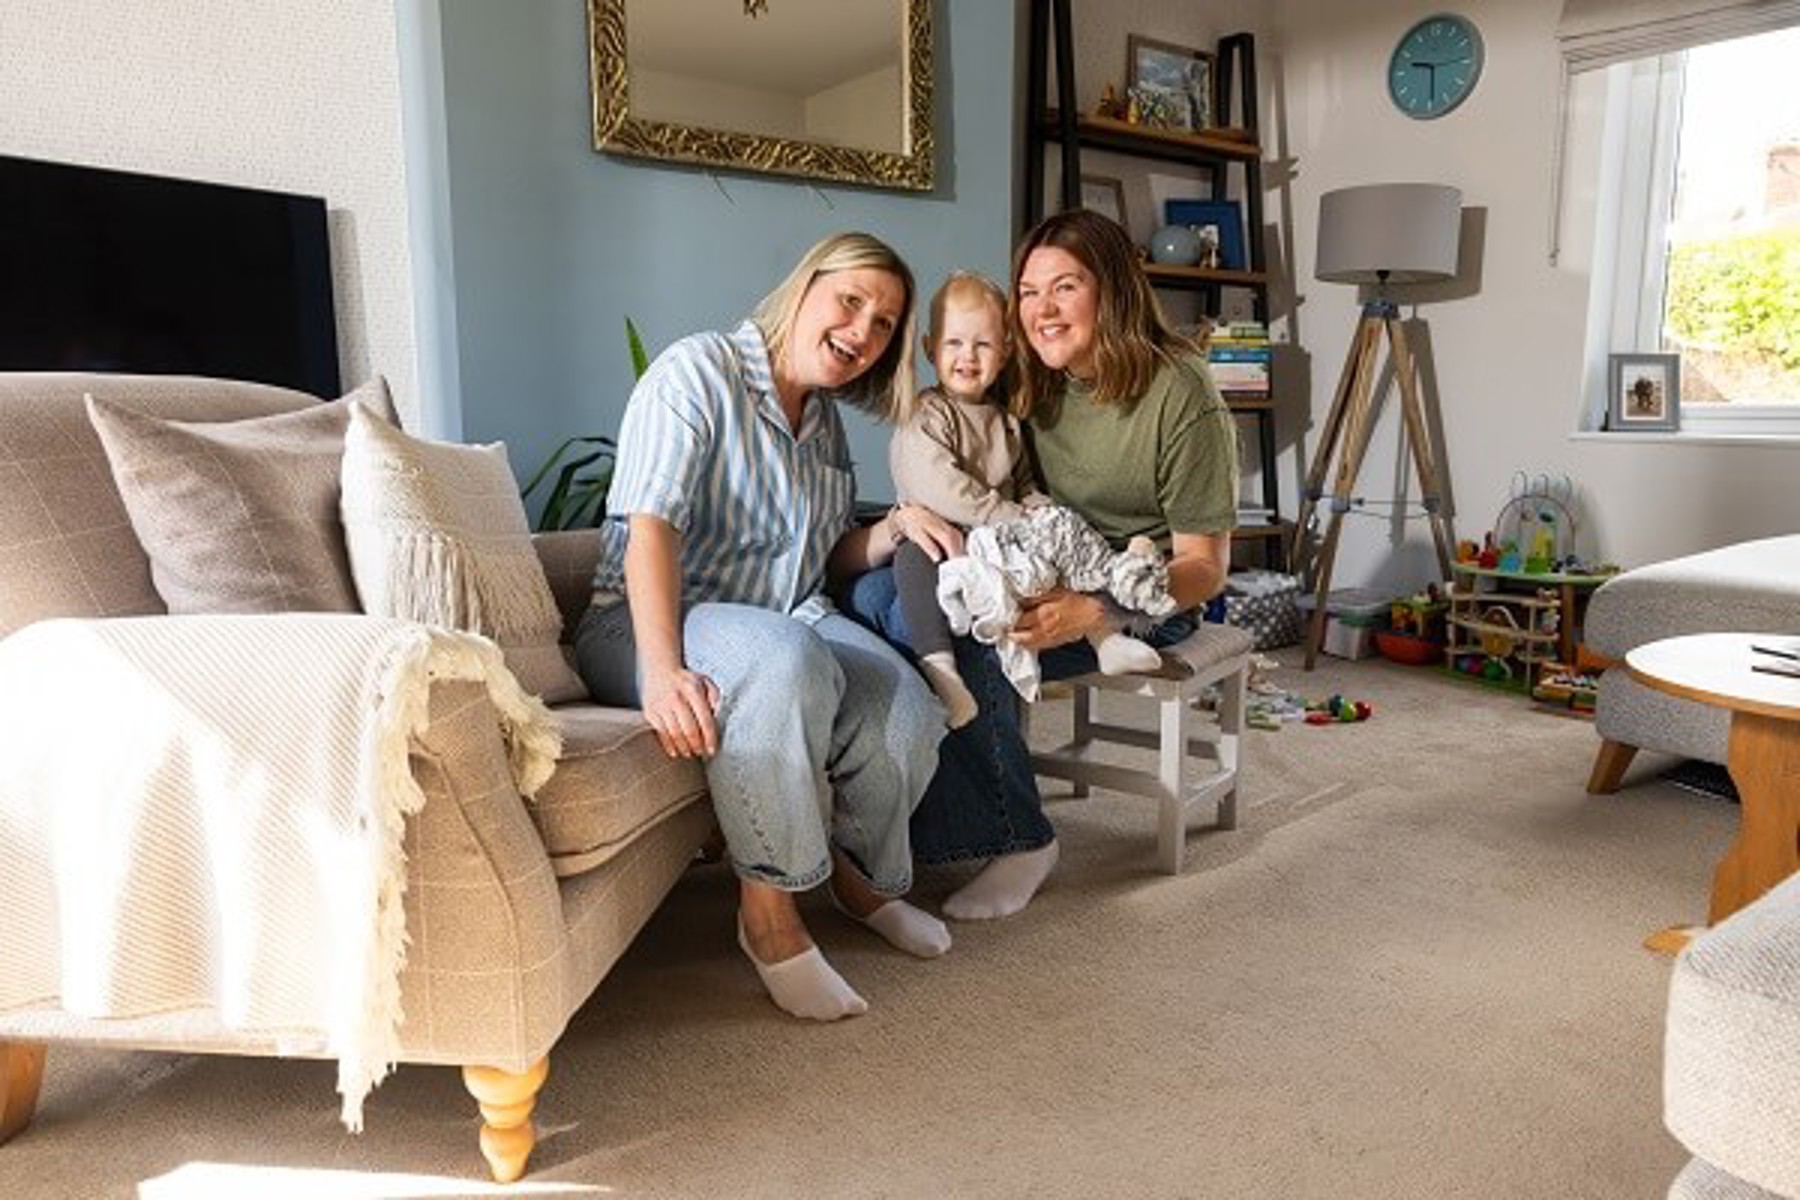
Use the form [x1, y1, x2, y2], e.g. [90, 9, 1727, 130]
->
[1607, 352, 1681, 432]
[1079, 174, 1128, 229]
[1127, 35, 1214, 132]
[1163, 198, 1246, 270]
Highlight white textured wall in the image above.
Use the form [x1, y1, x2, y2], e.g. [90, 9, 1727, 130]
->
[0, 0, 418, 423]
[1269, 0, 1800, 586]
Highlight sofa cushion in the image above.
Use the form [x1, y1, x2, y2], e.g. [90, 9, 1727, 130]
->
[339, 403, 586, 703]
[0, 373, 315, 639]
[1664, 873, 1800, 1198]
[532, 703, 710, 877]
[86, 379, 395, 614]
[1668, 1157, 1787, 1200]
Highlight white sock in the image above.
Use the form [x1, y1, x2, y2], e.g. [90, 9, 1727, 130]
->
[848, 898, 953, 958]
[942, 841, 1061, 921]
[1092, 630, 1161, 675]
[737, 919, 868, 1021]
[919, 651, 978, 728]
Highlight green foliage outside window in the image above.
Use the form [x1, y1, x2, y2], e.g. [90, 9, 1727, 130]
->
[1664, 229, 1800, 401]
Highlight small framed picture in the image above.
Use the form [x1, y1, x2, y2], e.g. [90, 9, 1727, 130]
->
[1127, 35, 1214, 132]
[1607, 353, 1681, 431]
[1080, 174, 1128, 229]
[1164, 198, 1247, 270]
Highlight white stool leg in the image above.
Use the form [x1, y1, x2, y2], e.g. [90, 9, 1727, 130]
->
[1156, 691, 1188, 874]
[1216, 662, 1247, 830]
[1069, 684, 1093, 798]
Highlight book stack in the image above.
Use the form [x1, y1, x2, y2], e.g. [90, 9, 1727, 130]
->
[1207, 320, 1271, 402]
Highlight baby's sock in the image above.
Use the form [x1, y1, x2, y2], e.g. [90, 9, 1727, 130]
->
[843, 897, 953, 958]
[919, 650, 978, 728]
[737, 919, 868, 1021]
[942, 841, 1061, 921]
[1092, 630, 1162, 675]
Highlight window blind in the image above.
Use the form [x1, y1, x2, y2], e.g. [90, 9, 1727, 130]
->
[1547, 0, 1800, 262]
[1558, 0, 1800, 71]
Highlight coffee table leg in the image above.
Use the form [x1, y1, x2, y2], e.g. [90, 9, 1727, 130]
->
[1709, 710, 1800, 925]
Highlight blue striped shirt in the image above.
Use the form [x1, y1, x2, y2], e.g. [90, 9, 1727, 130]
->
[595, 320, 857, 621]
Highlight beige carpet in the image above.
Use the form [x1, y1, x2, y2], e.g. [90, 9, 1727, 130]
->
[3, 653, 1735, 1199]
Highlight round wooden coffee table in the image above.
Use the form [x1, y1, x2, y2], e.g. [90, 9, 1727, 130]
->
[1628, 633, 1800, 952]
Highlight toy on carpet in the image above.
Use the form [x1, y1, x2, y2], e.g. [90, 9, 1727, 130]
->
[1304, 694, 1373, 724]
[1245, 689, 1373, 729]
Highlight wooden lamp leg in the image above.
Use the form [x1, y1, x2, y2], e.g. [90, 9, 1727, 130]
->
[1, 1042, 47, 1145]
[462, 1057, 549, 1184]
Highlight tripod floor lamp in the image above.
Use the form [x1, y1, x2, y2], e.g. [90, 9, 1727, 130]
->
[1294, 183, 1462, 668]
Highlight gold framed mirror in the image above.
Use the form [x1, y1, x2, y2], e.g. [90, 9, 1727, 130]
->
[587, 0, 934, 192]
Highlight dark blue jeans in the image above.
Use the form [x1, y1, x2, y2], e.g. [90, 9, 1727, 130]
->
[843, 566, 1198, 864]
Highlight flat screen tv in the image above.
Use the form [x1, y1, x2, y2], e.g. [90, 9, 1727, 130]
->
[0, 154, 340, 397]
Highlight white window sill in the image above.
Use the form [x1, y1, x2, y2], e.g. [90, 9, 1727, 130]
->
[1569, 429, 1800, 447]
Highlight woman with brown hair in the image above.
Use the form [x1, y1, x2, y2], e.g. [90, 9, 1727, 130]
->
[848, 209, 1238, 919]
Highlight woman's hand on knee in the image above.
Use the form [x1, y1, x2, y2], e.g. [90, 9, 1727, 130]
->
[1011, 588, 1107, 651]
[894, 503, 964, 563]
[641, 665, 721, 759]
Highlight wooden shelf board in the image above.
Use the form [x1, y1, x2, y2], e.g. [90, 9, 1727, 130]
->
[1043, 111, 1262, 163]
[1230, 523, 1288, 540]
[1448, 616, 1558, 642]
[1143, 262, 1268, 290]
[1224, 396, 1274, 411]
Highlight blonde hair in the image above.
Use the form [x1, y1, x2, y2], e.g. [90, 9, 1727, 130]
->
[925, 271, 1012, 410]
[750, 231, 917, 423]
[1008, 209, 1196, 418]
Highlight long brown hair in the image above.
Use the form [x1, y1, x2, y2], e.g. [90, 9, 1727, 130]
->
[1008, 209, 1195, 418]
[751, 231, 917, 423]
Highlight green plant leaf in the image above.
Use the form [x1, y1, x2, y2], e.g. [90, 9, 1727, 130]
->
[627, 317, 650, 379]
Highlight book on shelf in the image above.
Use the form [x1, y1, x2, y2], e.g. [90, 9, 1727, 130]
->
[1210, 365, 1270, 390]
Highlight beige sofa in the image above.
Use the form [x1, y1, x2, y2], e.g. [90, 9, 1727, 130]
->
[0, 373, 713, 1181]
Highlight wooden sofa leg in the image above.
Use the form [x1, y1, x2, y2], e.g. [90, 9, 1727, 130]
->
[462, 1057, 549, 1183]
[1587, 739, 1639, 794]
[1, 1042, 47, 1145]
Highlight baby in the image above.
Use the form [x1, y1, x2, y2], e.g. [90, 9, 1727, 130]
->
[890, 271, 1166, 727]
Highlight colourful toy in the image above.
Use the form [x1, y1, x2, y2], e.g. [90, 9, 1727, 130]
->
[1303, 693, 1373, 724]
[1494, 471, 1577, 575]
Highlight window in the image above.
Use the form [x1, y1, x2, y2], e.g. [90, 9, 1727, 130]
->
[1585, 24, 1800, 434]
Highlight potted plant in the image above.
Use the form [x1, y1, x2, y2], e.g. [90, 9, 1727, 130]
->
[520, 319, 648, 531]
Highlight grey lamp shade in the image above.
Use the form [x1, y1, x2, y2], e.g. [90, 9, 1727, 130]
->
[1315, 184, 1462, 284]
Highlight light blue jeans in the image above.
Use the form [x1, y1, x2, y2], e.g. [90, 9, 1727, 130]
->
[574, 600, 946, 895]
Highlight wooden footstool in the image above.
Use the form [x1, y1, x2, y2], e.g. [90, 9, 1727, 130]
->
[1026, 623, 1254, 874]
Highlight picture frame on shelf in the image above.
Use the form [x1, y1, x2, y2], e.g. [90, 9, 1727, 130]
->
[1164, 198, 1246, 270]
[1127, 35, 1214, 132]
[1079, 174, 1128, 229]
[1126, 84, 1190, 132]
[1606, 353, 1681, 432]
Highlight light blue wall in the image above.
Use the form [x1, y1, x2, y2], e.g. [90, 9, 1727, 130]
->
[409, 0, 1020, 503]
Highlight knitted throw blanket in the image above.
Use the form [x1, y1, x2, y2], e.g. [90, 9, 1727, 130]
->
[0, 614, 561, 1130]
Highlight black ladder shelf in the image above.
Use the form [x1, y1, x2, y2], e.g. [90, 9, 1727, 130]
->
[1024, 0, 1284, 570]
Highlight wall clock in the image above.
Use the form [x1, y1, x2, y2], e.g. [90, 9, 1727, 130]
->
[1388, 13, 1484, 120]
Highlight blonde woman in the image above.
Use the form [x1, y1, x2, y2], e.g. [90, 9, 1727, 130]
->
[576, 232, 963, 1021]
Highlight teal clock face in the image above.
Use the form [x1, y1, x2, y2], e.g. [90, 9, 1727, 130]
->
[1388, 14, 1484, 120]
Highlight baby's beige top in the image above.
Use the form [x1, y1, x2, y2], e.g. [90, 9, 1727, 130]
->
[890, 387, 1048, 527]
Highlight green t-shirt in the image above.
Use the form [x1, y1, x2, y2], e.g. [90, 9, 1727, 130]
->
[1028, 351, 1239, 549]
